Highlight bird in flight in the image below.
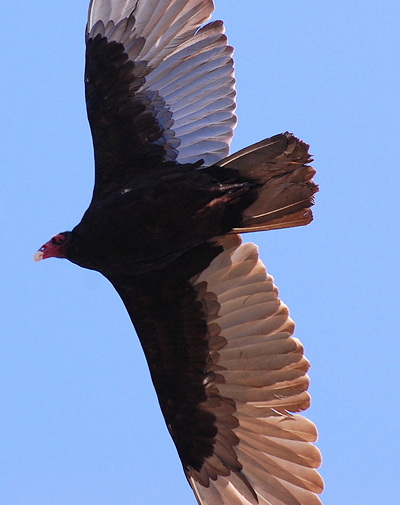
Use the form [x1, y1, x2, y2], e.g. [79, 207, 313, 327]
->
[35, 1, 323, 504]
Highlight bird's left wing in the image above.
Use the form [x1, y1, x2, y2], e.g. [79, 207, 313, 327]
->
[108, 234, 323, 505]
[85, 0, 236, 201]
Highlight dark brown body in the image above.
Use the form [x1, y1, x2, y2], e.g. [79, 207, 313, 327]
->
[67, 162, 257, 275]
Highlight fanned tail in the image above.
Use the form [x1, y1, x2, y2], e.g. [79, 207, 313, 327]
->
[218, 132, 318, 233]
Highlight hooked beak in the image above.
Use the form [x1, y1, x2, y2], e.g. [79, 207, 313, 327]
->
[33, 240, 60, 262]
[34, 250, 45, 262]
[34, 233, 69, 262]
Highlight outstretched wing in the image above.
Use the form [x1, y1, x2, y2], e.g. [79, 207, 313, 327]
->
[85, 0, 236, 201]
[108, 235, 323, 505]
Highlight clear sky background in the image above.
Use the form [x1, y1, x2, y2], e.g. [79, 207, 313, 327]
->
[2, 1, 400, 504]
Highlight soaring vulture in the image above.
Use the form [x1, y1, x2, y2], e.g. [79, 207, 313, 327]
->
[35, 0, 323, 504]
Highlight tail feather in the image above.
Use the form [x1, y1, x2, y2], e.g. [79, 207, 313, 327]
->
[219, 132, 318, 232]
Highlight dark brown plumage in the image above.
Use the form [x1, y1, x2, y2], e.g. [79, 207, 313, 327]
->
[35, 1, 322, 504]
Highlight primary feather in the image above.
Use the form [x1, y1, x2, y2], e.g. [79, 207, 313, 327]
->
[35, 1, 322, 504]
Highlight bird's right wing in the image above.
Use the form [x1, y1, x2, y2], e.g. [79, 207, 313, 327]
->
[109, 234, 323, 505]
[85, 0, 236, 202]
[187, 234, 323, 505]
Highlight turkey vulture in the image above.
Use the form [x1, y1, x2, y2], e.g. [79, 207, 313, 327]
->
[35, 0, 323, 504]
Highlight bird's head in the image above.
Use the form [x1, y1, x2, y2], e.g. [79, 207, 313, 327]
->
[34, 232, 72, 262]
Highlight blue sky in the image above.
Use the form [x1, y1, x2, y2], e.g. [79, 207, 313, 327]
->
[2, 1, 400, 504]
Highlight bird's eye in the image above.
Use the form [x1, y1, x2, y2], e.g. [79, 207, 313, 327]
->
[51, 233, 68, 246]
